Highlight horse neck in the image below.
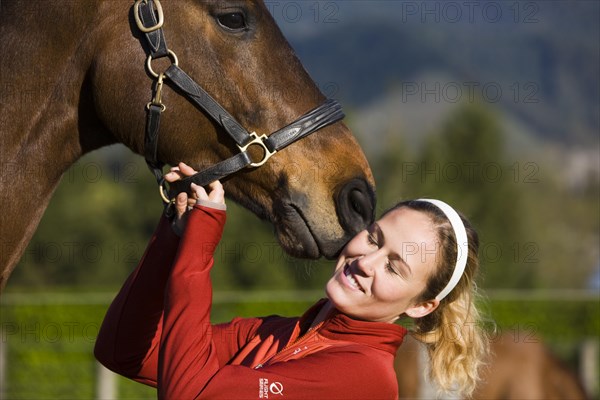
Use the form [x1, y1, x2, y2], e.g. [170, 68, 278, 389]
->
[0, 2, 111, 185]
[0, 2, 113, 290]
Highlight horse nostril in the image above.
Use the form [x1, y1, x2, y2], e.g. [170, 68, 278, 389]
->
[336, 179, 375, 235]
[349, 189, 366, 220]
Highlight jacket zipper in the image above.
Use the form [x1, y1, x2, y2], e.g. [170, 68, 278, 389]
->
[254, 320, 325, 369]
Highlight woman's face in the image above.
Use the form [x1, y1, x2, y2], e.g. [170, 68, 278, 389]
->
[326, 207, 440, 323]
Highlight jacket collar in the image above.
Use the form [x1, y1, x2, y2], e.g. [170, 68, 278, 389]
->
[299, 299, 408, 355]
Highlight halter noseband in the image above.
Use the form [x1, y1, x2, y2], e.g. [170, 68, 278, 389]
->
[134, 0, 345, 203]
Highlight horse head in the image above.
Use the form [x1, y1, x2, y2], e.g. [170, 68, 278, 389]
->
[91, 0, 375, 259]
[0, 0, 375, 289]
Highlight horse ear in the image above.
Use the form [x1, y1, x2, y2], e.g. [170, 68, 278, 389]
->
[405, 299, 439, 319]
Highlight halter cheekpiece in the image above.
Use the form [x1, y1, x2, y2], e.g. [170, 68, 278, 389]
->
[133, 0, 345, 203]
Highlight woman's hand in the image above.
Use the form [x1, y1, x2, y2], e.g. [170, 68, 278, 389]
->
[164, 162, 225, 235]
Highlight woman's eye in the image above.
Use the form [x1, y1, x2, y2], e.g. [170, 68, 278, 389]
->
[367, 233, 378, 246]
[217, 13, 247, 31]
[385, 261, 397, 275]
[386, 260, 406, 278]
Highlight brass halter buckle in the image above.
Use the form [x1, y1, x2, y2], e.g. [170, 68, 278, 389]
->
[134, 0, 164, 33]
[238, 133, 277, 168]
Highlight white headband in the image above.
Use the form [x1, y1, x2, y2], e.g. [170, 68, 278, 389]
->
[418, 199, 469, 301]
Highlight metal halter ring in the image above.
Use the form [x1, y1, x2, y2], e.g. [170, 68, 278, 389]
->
[146, 50, 178, 79]
[158, 178, 173, 204]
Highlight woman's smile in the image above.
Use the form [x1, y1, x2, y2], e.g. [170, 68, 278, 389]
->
[341, 264, 365, 292]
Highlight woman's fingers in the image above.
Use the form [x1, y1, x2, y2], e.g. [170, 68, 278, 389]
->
[163, 170, 181, 183]
[163, 163, 224, 206]
[178, 162, 197, 177]
[207, 180, 225, 204]
[164, 163, 198, 183]
[175, 192, 188, 219]
[190, 183, 209, 202]
[190, 181, 224, 204]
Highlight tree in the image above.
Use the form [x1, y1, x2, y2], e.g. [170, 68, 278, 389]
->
[376, 103, 537, 289]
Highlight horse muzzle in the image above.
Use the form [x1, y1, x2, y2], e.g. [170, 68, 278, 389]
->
[273, 177, 375, 259]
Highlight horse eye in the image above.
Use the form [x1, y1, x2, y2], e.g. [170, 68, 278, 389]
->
[217, 13, 247, 31]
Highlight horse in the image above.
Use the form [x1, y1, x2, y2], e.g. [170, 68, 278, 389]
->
[395, 335, 589, 399]
[0, 0, 375, 291]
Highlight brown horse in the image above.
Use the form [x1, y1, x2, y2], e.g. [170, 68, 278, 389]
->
[395, 335, 589, 399]
[0, 0, 375, 291]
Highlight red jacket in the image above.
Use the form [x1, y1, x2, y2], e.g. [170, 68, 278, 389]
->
[95, 205, 407, 399]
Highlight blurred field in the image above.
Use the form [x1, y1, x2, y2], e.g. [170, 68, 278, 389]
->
[1, 291, 597, 399]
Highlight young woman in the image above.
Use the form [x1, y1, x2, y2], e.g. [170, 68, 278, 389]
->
[95, 163, 487, 399]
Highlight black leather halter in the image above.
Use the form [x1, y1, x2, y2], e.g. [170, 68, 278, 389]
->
[134, 0, 345, 203]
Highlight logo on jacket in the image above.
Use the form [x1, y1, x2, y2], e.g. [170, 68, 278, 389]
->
[259, 378, 284, 397]
[270, 382, 284, 395]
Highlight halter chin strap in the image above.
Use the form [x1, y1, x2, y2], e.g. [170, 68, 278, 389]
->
[418, 199, 469, 301]
[134, 0, 345, 203]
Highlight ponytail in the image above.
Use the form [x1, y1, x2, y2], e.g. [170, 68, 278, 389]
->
[411, 276, 487, 396]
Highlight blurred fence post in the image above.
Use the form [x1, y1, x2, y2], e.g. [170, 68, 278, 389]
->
[96, 362, 117, 400]
[580, 338, 599, 398]
[0, 334, 5, 400]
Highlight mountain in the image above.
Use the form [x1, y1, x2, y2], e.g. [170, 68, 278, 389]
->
[273, 1, 599, 147]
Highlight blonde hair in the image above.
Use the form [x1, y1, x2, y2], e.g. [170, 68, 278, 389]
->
[387, 201, 488, 397]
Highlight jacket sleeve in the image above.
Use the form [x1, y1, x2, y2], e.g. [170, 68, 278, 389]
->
[94, 214, 180, 386]
[95, 205, 264, 389]
[157, 204, 227, 398]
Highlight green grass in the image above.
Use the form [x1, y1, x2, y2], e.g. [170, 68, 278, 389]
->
[487, 299, 599, 341]
[1, 293, 597, 399]
[0, 295, 317, 399]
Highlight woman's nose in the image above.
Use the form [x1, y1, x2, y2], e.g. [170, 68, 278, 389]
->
[355, 252, 379, 276]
